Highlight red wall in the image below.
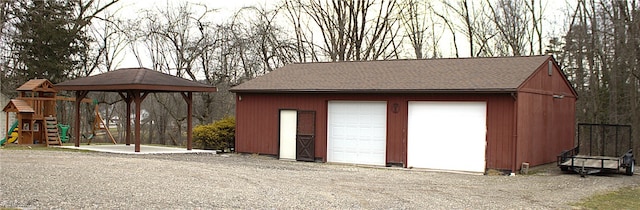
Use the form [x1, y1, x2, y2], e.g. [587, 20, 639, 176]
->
[515, 58, 577, 168]
[235, 93, 517, 170]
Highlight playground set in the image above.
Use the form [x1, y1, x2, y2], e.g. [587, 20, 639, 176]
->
[1, 79, 115, 146]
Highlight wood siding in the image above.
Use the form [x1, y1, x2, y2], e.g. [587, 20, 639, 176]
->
[515, 58, 577, 169]
[235, 93, 517, 170]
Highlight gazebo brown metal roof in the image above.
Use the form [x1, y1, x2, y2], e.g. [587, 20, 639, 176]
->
[55, 67, 217, 152]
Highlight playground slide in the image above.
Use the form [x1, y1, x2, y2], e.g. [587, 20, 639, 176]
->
[1, 121, 19, 145]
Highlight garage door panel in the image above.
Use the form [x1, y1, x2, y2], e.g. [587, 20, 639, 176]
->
[408, 101, 487, 172]
[327, 101, 387, 166]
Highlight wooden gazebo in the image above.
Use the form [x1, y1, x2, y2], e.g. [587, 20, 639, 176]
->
[55, 68, 217, 152]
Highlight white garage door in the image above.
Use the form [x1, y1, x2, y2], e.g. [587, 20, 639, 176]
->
[327, 101, 387, 166]
[407, 101, 487, 172]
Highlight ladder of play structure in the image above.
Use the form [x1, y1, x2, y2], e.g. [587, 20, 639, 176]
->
[44, 117, 63, 146]
[93, 112, 117, 144]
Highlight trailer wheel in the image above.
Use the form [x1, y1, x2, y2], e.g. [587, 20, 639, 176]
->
[560, 166, 568, 172]
[626, 160, 635, 176]
[579, 168, 587, 177]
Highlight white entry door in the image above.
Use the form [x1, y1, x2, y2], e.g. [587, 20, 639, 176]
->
[279, 110, 297, 160]
[327, 101, 387, 166]
[407, 101, 487, 172]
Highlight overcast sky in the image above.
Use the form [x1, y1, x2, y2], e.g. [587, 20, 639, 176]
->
[109, 0, 274, 20]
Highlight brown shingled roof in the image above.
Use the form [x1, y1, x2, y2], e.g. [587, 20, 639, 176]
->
[55, 67, 216, 92]
[230, 55, 552, 93]
[3, 99, 35, 113]
[16, 79, 56, 92]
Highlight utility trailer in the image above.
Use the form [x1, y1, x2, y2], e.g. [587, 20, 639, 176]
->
[557, 123, 635, 177]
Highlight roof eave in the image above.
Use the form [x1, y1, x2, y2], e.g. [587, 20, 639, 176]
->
[230, 88, 518, 94]
[55, 85, 217, 92]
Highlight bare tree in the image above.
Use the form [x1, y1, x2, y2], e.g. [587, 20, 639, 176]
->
[426, 6, 444, 58]
[145, 2, 216, 80]
[487, 0, 530, 56]
[525, 0, 543, 55]
[76, 11, 129, 78]
[70, 0, 121, 77]
[232, 6, 300, 75]
[440, 0, 475, 56]
[559, 0, 640, 155]
[431, 3, 460, 57]
[399, 0, 429, 59]
[470, 3, 498, 57]
[282, 0, 321, 62]
[92, 12, 129, 72]
[283, 0, 403, 61]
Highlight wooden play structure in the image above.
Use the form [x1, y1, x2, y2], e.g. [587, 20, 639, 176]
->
[2, 79, 61, 146]
[1, 79, 115, 146]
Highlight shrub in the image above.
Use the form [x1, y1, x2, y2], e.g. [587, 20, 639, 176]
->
[193, 117, 235, 151]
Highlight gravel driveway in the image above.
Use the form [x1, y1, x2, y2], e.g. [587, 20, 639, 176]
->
[1, 149, 638, 209]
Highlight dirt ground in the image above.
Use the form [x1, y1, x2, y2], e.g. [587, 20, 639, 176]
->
[1, 149, 638, 209]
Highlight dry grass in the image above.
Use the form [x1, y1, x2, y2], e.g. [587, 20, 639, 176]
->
[520, 163, 559, 175]
[485, 169, 506, 176]
[572, 186, 640, 209]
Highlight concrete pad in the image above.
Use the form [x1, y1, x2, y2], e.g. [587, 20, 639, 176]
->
[59, 144, 216, 155]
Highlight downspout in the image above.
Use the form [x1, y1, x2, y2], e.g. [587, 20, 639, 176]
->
[511, 92, 518, 174]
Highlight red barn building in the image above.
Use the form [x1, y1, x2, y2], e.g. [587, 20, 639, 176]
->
[230, 55, 577, 173]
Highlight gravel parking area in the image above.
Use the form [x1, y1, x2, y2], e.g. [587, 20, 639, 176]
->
[1, 149, 638, 209]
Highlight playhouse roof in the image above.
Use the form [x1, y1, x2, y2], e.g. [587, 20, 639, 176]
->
[54, 68, 216, 92]
[231, 55, 553, 93]
[2, 99, 35, 113]
[16, 79, 57, 92]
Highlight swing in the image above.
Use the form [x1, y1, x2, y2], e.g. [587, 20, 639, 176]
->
[59, 97, 116, 145]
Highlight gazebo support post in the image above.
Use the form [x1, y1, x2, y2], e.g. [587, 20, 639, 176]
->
[181, 92, 193, 150]
[119, 92, 132, 146]
[133, 91, 141, 152]
[132, 91, 149, 152]
[74, 90, 89, 147]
